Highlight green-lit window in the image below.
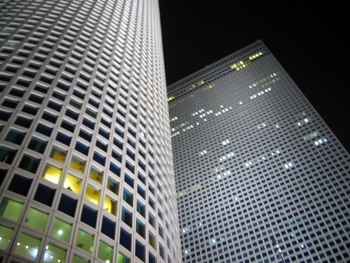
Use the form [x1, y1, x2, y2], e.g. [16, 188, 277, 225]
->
[118, 252, 130, 263]
[104, 195, 118, 215]
[14, 232, 41, 261]
[98, 240, 113, 262]
[64, 173, 82, 194]
[72, 254, 91, 263]
[70, 155, 86, 173]
[75, 229, 94, 254]
[50, 217, 72, 243]
[42, 164, 62, 184]
[50, 146, 67, 163]
[44, 243, 66, 262]
[24, 207, 49, 232]
[0, 197, 24, 221]
[89, 166, 103, 184]
[0, 224, 14, 250]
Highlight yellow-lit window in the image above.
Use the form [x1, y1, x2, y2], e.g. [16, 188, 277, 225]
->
[42, 164, 61, 184]
[84, 185, 100, 205]
[50, 147, 67, 164]
[70, 155, 86, 174]
[89, 166, 103, 184]
[104, 195, 118, 215]
[64, 174, 82, 194]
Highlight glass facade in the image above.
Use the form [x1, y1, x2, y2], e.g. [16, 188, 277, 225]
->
[169, 41, 350, 263]
[0, 0, 181, 262]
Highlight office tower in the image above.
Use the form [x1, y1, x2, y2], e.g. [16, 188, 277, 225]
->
[0, 0, 182, 262]
[168, 40, 350, 263]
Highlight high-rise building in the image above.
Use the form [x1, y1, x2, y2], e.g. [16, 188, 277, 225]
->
[168, 40, 350, 263]
[0, 0, 181, 262]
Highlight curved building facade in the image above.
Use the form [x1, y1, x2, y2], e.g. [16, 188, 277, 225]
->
[0, 0, 181, 262]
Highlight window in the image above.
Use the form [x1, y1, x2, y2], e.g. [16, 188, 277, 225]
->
[5, 129, 26, 145]
[64, 174, 82, 194]
[44, 243, 66, 263]
[123, 189, 133, 206]
[34, 184, 56, 206]
[8, 174, 32, 196]
[50, 146, 67, 163]
[24, 207, 49, 232]
[42, 164, 62, 184]
[58, 194, 77, 217]
[75, 229, 94, 254]
[122, 207, 133, 227]
[50, 217, 72, 243]
[84, 185, 101, 205]
[14, 232, 41, 261]
[120, 228, 131, 251]
[36, 123, 53, 136]
[81, 205, 97, 228]
[136, 241, 145, 261]
[0, 197, 24, 221]
[0, 225, 14, 250]
[70, 155, 86, 173]
[101, 216, 116, 239]
[107, 177, 119, 194]
[19, 154, 40, 173]
[28, 136, 47, 153]
[0, 146, 17, 164]
[89, 166, 103, 184]
[98, 240, 113, 262]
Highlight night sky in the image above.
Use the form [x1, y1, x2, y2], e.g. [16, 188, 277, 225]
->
[159, 2, 350, 153]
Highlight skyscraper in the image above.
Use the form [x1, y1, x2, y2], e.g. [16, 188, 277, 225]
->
[0, 0, 181, 262]
[168, 40, 350, 263]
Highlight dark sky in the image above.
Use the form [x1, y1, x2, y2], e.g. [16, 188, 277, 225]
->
[159, 2, 350, 153]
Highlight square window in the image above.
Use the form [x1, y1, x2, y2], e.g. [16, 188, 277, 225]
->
[98, 240, 113, 262]
[64, 174, 82, 194]
[8, 174, 32, 196]
[75, 229, 94, 254]
[34, 184, 56, 206]
[80, 205, 97, 228]
[58, 194, 77, 217]
[14, 232, 41, 261]
[0, 197, 24, 221]
[50, 217, 72, 243]
[5, 129, 25, 145]
[19, 154, 41, 173]
[101, 216, 116, 239]
[24, 207, 49, 232]
[28, 136, 47, 153]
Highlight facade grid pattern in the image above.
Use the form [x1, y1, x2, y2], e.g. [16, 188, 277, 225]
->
[168, 41, 350, 263]
[0, 0, 181, 263]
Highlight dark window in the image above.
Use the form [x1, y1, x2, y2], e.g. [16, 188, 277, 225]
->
[101, 216, 116, 239]
[79, 129, 92, 141]
[123, 189, 133, 206]
[122, 207, 133, 227]
[42, 111, 57, 124]
[0, 168, 7, 187]
[22, 104, 38, 115]
[125, 174, 134, 188]
[83, 118, 95, 129]
[137, 186, 145, 199]
[8, 174, 32, 196]
[15, 116, 32, 128]
[65, 108, 79, 120]
[28, 94, 43, 104]
[120, 228, 131, 251]
[136, 241, 145, 261]
[0, 146, 17, 164]
[81, 205, 97, 228]
[5, 129, 25, 145]
[99, 128, 109, 139]
[9, 88, 25, 97]
[109, 162, 120, 177]
[19, 154, 40, 173]
[93, 152, 105, 165]
[28, 137, 47, 153]
[56, 132, 72, 146]
[47, 101, 62, 112]
[137, 201, 145, 217]
[149, 253, 156, 263]
[36, 123, 53, 136]
[2, 99, 19, 109]
[136, 219, 145, 238]
[34, 184, 56, 206]
[58, 194, 77, 217]
[0, 110, 11, 121]
[75, 142, 89, 155]
[61, 120, 75, 133]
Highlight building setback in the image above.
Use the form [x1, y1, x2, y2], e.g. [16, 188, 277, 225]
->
[0, 0, 182, 262]
[168, 40, 350, 263]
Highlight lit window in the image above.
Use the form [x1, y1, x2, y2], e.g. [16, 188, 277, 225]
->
[0, 197, 24, 221]
[24, 207, 49, 232]
[43, 243, 66, 263]
[50, 217, 72, 243]
[14, 232, 41, 261]
[0, 225, 14, 250]
[64, 174, 82, 194]
[42, 164, 61, 184]
[70, 155, 86, 173]
[84, 185, 101, 205]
